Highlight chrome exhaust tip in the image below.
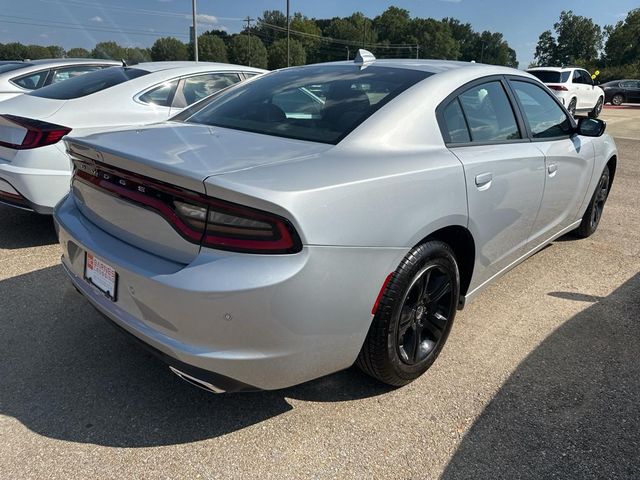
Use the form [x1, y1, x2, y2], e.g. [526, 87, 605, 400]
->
[169, 366, 226, 394]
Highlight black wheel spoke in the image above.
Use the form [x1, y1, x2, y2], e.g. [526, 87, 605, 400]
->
[428, 277, 452, 303]
[395, 264, 455, 366]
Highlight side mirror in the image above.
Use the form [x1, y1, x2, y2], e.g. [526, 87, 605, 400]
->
[577, 117, 606, 137]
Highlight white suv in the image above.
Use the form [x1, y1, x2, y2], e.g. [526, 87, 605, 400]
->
[527, 67, 604, 118]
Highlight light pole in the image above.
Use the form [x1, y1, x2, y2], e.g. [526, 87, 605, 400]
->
[286, 0, 290, 67]
[192, 0, 198, 62]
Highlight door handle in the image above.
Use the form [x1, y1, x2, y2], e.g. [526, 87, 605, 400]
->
[475, 172, 493, 190]
[548, 163, 558, 176]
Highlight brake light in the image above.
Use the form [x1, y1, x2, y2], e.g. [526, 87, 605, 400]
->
[74, 161, 302, 254]
[547, 85, 569, 91]
[0, 115, 71, 150]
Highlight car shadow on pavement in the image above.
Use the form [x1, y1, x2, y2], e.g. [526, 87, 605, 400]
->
[0, 205, 58, 249]
[0, 265, 390, 448]
[441, 272, 640, 479]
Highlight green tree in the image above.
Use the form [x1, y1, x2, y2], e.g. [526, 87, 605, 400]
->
[412, 18, 459, 60]
[256, 10, 287, 46]
[604, 8, 640, 66]
[228, 34, 268, 68]
[150, 37, 188, 61]
[373, 7, 411, 45]
[66, 47, 89, 58]
[534, 30, 558, 65]
[290, 13, 322, 62]
[0, 42, 29, 60]
[125, 47, 150, 64]
[553, 11, 603, 65]
[92, 41, 126, 60]
[25, 44, 51, 59]
[443, 18, 476, 60]
[268, 38, 306, 69]
[46, 45, 65, 58]
[197, 34, 228, 62]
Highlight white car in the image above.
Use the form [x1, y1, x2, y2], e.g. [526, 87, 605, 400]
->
[0, 61, 266, 213]
[0, 58, 120, 102]
[527, 66, 604, 118]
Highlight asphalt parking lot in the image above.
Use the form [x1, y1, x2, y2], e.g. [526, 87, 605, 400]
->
[1, 106, 639, 479]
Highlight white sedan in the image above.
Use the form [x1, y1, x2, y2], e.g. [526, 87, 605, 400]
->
[0, 62, 266, 213]
[0, 58, 120, 102]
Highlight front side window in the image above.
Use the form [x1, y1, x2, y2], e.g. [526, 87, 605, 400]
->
[30, 67, 149, 100]
[511, 80, 573, 138]
[457, 81, 520, 142]
[12, 70, 49, 90]
[138, 80, 179, 107]
[183, 65, 430, 144]
[50, 66, 103, 84]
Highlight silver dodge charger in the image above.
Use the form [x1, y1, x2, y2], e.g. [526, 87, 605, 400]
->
[54, 52, 617, 392]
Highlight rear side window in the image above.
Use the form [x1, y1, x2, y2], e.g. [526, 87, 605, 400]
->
[49, 66, 103, 84]
[528, 70, 571, 83]
[12, 70, 49, 90]
[457, 81, 520, 142]
[180, 73, 241, 105]
[183, 65, 430, 144]
[30, 67, 149, 100]
[511, 80, 572, 138]
[441, 98, 470, 143]
[138, 80, 179, 107]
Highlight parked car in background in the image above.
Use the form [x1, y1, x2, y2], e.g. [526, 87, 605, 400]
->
[0, 61, 265, 213]
[601, 79, 640, 105]
[527, 66, 604, 117]
[0, 58, 120, 102]
[55, 53, 617, 393]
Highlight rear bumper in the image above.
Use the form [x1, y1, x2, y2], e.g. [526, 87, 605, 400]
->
[0, 144, 71, 213]
[55, 194, 405, 390]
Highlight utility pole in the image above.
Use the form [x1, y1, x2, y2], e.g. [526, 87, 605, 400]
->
[346, 46, 350, 60]
[286, 0, 290, 67]
[415, 44, 419, 59]
[362, 19, 366, 48]
[244, 16, 255, 66]
[192, 0, 198, 62]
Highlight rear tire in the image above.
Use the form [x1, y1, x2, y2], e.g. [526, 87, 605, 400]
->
[356, 241, 460, 387]
[589, 97, 603, 118]
[574, 166, 611, 238]
[611, 94, 624, 106]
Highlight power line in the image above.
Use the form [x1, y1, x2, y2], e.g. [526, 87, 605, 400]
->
[0, 16, 189, 39]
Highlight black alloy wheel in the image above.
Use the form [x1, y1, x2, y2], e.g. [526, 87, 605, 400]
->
[356, 240, 460, 386]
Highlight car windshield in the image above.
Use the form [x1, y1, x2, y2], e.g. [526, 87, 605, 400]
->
[0, 63, 30, 74]
[30, 67, 149, 100]
[528, 70, 571, 83]
[181, 65, 431, 144]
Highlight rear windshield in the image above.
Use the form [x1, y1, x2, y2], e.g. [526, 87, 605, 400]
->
[30, 67, 149, 100]
[0, 63, 30, 74]
[528, 70, 571, 83]
[181, 65, 431, 144]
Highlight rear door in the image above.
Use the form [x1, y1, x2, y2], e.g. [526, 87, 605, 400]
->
[508, 78, 594, 245]
[624, 80, 640, 102]
[438, 78, 546, 287]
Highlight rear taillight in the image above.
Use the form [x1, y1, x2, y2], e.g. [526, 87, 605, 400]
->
[547, 85, 569, 91]
[0, 115, 71, 150]
[74, 162, 302, 254]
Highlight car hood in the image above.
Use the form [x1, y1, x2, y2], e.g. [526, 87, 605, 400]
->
[65, 122, 333, 192]
[0, 93, 66, 119]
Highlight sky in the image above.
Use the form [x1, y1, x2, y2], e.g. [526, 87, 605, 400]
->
[0, 0, 637, 68]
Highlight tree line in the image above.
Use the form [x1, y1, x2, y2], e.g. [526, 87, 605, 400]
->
[0, 7, 518, 69]
[533, 9, 640, 82]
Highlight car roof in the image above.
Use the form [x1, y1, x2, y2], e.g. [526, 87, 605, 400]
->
[133, 61, 267, 74]
[19, 58, 121, 66]
[527, 66, 587, 72]
[315, 58, 513, 74]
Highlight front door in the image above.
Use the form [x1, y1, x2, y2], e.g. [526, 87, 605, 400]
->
[508, 79, 595, 246]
